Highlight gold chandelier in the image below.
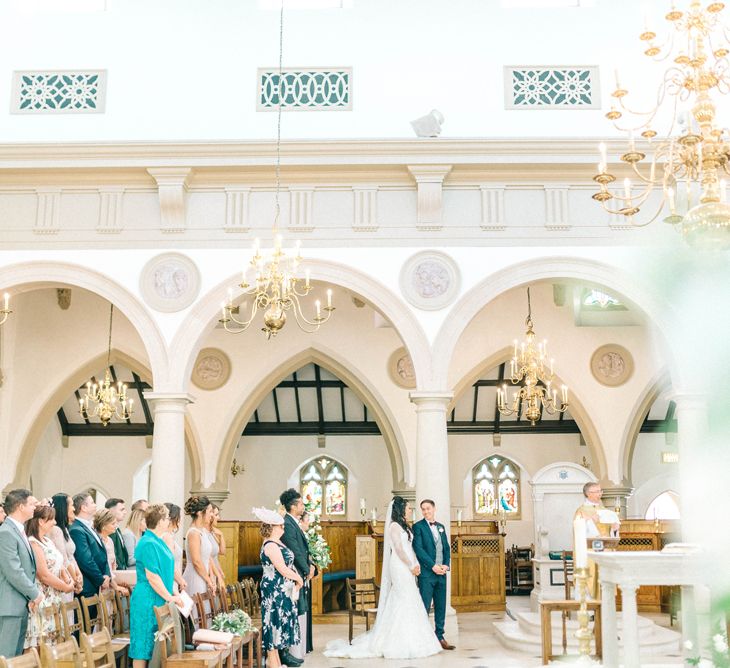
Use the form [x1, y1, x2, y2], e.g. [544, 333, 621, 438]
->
[220, 0, 334, 339]
[79, 304, 133, 426]
[592, 0, 730, 249]
[497, 288, 569, 426]
[0, 293, 11, 325]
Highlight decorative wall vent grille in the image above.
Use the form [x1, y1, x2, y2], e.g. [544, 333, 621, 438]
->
[257, 67, 352, 111]
[12, 70, 107, 114]
[504, 66, 599, 109]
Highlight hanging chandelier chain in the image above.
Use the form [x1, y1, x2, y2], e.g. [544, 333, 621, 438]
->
[525, 287, 533, 329]
[273, 0, 284, 235]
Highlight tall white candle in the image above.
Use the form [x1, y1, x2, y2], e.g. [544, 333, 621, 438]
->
[574, 517, 588, 568]
[360, 498, 366, 510]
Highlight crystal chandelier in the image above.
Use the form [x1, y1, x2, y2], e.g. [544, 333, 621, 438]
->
[592, 0, 730, 249]
[0, 293, 11, 325]
[79, 304, 133, 426]
[497, 288, 569, 426]
[220, 0, 334, 339]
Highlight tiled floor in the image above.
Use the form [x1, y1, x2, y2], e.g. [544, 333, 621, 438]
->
[302, 597, 683, 668]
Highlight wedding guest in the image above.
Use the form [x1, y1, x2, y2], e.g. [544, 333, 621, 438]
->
[299, 511, 315, 655]
[69, 492, 110, 599]
[182, 496, 217, 598]
[254, 507, 303, 668]
[49, 494, 83, 599]
[104, 498, 129, 570]
[24, 504, 74, 648]
[161, 503, 186, 594]
[131, 499, 149, 513]
[207, 504, 226, 591]
[122, 509, 146, 567]
[94, 509, 129, 595]
[129, 504, 182, 668]
[0, 489, 42, 659]
[280, 488, 312, 663]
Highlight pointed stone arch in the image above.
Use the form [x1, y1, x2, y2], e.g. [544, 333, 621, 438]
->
[619, 370, 673, 483]
[213, 345, 409, 493]
[449, 347, 608, 481]
[7, 348, 202, 492]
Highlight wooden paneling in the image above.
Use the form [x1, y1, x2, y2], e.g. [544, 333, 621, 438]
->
[450, 534, 505, 611]
[217, 521, 240, 584]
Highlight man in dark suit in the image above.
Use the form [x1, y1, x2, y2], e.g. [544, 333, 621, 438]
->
[104, 497, 129, 570]
[69, 492, 110, 600]
[412, 498, 455, 650]
[0, 489, 43, 658]
[279, 488, 313, 667]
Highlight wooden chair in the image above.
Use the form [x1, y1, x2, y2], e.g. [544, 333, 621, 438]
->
[39, 601, 64, 644]
[540, 599, 602, 665]
[344, 578, 379, 644]
[153, 604, 223, 668]
[98, 589, 130, 666]
[0, 648, 41, 668]
[80, 628, 116, 668]
[40, 637, 84, 668]
[562, 550, 575, 600]
[224, 584, 240, 611]
[80, 595, 104, 634]
[194, 592, 237, 668]
[115, 590, 131, 635]
[60, 599, 84, 642]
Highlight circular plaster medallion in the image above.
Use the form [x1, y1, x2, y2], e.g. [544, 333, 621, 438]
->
[399, 250, 461, 311]
[139, 253, 201, 313]
[192, 348, 232, 391]
[590, 344, 634, 387]
[388, 347, 416, 389]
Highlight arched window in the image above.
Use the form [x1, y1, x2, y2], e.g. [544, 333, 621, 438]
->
[300, 457, 348, 519]
[472, 455, 521, 519]
[645, 491, 680, 520]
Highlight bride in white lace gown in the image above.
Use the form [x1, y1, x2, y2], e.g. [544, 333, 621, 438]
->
[324, 497, 442, 660]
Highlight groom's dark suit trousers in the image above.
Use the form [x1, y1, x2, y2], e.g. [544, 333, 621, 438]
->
[418, 572, 447, 639]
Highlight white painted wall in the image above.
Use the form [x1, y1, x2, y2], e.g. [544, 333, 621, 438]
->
[628, 431, 679, 519]
[223, 434, 392, 522]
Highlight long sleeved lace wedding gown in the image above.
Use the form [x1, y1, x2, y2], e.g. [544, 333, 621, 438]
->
[323, 504, 442, 660]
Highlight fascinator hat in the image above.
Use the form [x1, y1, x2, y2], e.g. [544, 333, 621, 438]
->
[252, 506, 284, 525]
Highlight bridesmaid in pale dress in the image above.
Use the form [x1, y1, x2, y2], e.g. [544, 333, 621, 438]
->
[49, 493, 83, 600]
[207, 504, 226, 591]
[24, 504, 75, 648]
[162, 503, 187, 594]
[182, 496, 216, 597]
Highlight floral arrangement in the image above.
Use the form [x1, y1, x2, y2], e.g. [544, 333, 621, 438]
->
[685, 622, 730, 668]
[211, 609, 257, 636]
[304, 502, 332, 570]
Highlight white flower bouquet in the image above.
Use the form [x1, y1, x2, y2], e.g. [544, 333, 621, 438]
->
[211, 609, 257, 636]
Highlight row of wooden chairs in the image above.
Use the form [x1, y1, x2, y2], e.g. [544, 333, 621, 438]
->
[0, 628, 120, 668]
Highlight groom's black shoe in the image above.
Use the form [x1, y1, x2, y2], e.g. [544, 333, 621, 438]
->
[279, 650, 304, 667]
[439, 638, 455, 650]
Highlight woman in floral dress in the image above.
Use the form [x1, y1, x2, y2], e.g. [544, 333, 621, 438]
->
[25, 504, 74, 648]
[253, 507, 303, 668]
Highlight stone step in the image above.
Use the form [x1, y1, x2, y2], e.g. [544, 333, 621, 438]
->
[516, 611, 654, 637]
[494, 619, 681, 657]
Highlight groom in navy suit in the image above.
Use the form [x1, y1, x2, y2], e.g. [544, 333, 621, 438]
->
[412, 499, 455, 650]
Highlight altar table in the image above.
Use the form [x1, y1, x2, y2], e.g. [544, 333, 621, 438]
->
[590, 549, 705, 668]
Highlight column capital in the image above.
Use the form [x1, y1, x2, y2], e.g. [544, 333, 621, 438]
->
[144, 392, 195, 412]
[190, 485, 230, 506]
[409, 391, 453, 408]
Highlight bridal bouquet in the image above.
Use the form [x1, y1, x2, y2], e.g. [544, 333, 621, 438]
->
[211, 609, 257, 636]
[307, 528, 332, 570]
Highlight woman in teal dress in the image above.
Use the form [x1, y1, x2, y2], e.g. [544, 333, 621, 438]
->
[130, 504, 183, 668]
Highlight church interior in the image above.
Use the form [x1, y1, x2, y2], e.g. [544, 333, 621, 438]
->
[1, 0, 729, 666]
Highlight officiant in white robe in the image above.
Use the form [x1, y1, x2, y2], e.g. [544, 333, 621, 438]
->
[573, 482, 620, 599]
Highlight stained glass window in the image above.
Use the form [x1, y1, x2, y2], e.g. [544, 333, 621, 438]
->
[472, 456, 521, 519]
[300, 458, 348, 518]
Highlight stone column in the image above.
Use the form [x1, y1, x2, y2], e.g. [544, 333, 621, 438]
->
[410, 391, 455, 625]
[600, 581, 619, 668]
[145, 392, 194, 510]
[600, 484, 634, 520]
[620, 584, 640, 668]
[672, 393, 708, 545]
